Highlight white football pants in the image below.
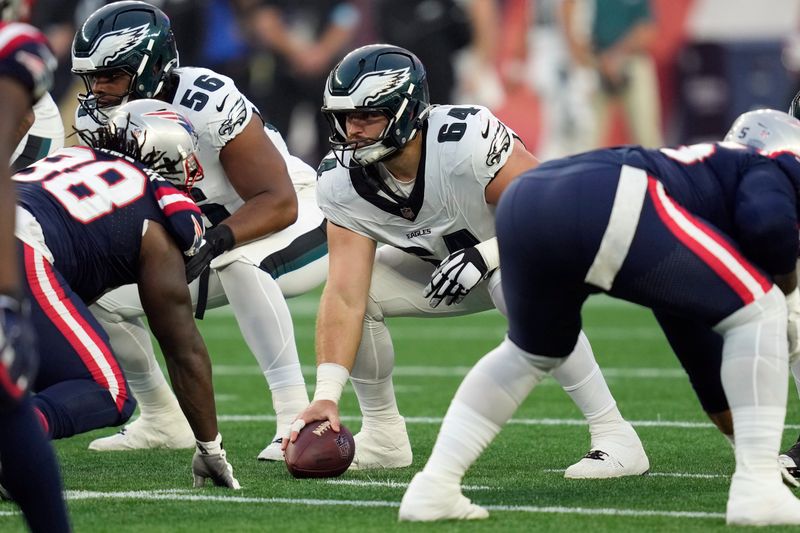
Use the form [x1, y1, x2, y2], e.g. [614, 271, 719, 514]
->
[91, 187, 327, 427]
[351, 246, 624, 432]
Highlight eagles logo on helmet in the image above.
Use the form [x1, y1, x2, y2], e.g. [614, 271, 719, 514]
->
[322, 44, 431, 168]
[71, 1, 179, 123]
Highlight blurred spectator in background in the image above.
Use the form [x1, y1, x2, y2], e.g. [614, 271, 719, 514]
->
[199, 0, 247, 87]
[510, 0, 595, 159]
[376, 0, 501, 107]
[245, 0, 361, 165]
[563, 0, 663, 148]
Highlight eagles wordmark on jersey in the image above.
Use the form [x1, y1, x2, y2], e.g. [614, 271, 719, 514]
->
[317, 104, 514, 262]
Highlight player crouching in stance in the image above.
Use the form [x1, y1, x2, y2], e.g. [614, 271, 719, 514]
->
[291, 43, 648, 478]
[400, 109, 800, 524]
[15, 99, 239, 488]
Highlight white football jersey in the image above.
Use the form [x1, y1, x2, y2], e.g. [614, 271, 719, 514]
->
[75, 66, 315, 228]
[12, 92, 64, 168]
[316, 105, 515, 263]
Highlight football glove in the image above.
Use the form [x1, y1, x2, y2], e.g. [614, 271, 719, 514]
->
[787, 288, 800, 363]
[185, 224, 235, 283]
[425, 238, 499, 308]
[192, 433, 241, 489]
[0, 295, 36, 411]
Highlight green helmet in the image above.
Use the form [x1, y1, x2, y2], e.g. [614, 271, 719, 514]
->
[790, 90, 800, 121]
[71, 0, 178, 109]
[322, 44, 430, 167]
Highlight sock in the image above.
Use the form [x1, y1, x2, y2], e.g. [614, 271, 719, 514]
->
[421, 338, 559, 484]
[550, 331, 629, 443]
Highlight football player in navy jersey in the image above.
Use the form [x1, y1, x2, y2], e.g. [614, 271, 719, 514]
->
[289, 43, 649, 477]
[14, 99, 240, 489]
[0, 0, 71, 530]
[400, 109, 800, 525]
[70, 0, 326, 460]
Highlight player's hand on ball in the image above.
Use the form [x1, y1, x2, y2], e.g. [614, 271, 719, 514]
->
[282, 400, 341, 451]
[425, 246, 490, 308]
[191, 433, 241, 489]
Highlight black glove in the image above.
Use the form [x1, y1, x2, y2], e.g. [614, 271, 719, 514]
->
[185, 224, 235, 283]
[0, 294, 37, 411]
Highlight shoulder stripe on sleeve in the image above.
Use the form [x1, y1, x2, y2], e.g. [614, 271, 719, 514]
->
[0, 23, 47, 59]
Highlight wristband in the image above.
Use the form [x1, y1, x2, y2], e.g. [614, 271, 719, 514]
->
[196, 432, 223, 455]
[475, 237, 500, 271]
[313, 362, 350, 403]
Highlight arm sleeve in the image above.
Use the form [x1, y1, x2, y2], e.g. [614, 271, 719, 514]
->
[466, 106, 516, 185]
[0, 23, 56, 103]
[151, 177, 206, 256]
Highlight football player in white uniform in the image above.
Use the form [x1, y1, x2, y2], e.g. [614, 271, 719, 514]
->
[289, 44, 648, 477]
[11, 92, 64, 171]
[70, 0, 327, 460]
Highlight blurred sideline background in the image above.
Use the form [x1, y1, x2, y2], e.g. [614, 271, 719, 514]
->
[37, 0, 800, 166]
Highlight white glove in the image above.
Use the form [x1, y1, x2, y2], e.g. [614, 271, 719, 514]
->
[787, 288, 800, 363]
[192, 433, 241, 489]
[424, 238, 499, 308]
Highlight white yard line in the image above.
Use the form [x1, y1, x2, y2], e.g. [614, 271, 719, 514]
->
[211, 365, 687, 379]
[324, 479, 492, 490]
[217, 413, 746, 430]
[59, 489, 724, 520]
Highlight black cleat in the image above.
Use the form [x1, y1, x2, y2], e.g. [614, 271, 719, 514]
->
[779, 435, 800, 487]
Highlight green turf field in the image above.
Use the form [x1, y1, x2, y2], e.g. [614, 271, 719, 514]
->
[3, 293, 800, 531]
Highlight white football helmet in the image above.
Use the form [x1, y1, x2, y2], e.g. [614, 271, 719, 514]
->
[724, 108, 800, 156]
[104, 99, 203, 189]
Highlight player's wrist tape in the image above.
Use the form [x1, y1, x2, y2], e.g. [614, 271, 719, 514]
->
[313, 363, 349, 403]
[475, 237, 500, 272]
[196, 432, 223, 455]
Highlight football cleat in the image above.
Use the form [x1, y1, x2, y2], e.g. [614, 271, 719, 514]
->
[399, 472, 488, 522]
[564, 422, 650, 479]
[88, 413, 194, 451]
[779, 436, 800, 480]
[257, 437, 285, 461]
[348, 417, 412, 470]
[0, 462, 9, 501]
[727, 473, 800, 525]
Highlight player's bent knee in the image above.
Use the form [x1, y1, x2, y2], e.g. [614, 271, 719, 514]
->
[714, 286, 785, 334]
[89, 302, 126, 325]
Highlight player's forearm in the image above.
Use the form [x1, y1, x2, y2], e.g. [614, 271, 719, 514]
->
[164, 340, 219, 442]
[223, 190, 298, 245]
[315, 289, 364, 371]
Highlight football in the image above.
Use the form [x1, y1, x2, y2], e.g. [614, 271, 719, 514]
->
[285, 421, 355, 478]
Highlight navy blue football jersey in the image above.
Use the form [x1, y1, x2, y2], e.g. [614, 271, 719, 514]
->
[537, 142, 800, 276]
[14, 146, 204, 301]
[0, 21, 56, 103]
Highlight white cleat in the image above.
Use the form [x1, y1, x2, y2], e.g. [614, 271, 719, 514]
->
[257, 437, 285, 461]
[399, 472, 488, 522]
[88, 414, 194, 451]
[564, 422, 649, 479]
[349, 418, 413, 470]
[727, 475, 800, 525]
